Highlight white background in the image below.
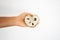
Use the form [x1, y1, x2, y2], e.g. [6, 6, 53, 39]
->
[0, 0, 60, 40]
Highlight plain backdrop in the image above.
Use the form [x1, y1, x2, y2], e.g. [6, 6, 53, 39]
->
[0, 0, 60, 40]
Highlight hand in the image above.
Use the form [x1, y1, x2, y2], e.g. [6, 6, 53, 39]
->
[17, 12, 32, 27]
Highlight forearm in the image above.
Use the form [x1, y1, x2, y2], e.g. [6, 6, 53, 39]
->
[0, 17, 18, 28]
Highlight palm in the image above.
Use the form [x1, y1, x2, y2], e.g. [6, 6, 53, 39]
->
[17, 12, 32, 27]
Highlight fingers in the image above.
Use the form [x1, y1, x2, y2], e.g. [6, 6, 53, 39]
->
[18, 12, 32, 20]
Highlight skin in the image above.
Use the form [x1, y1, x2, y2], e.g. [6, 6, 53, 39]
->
[0, 12, 32, 28]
